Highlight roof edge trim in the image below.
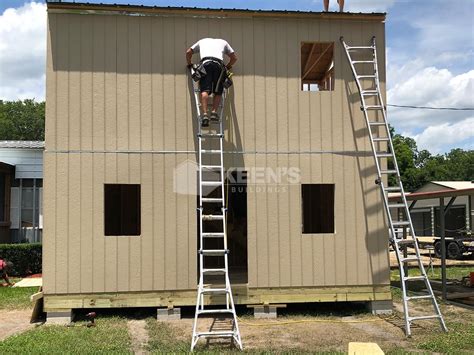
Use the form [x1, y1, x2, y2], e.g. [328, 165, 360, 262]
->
[46, 2, 386, 21]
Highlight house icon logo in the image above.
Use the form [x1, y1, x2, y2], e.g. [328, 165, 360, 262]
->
[173, 159, 221, 196]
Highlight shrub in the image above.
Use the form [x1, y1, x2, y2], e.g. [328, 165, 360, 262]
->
[0, 243, 42, 276]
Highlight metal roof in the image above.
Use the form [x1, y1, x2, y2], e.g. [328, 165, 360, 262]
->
[389, 188, 474, 202]
[0, 141, 45, 149]
[430, 181, 474, 190]
[46, 1, 386, 19]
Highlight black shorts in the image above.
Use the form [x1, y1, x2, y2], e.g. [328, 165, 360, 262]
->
[199, 61, 225, 95]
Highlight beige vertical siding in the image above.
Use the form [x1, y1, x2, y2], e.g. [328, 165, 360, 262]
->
[44, 10, 389, 294]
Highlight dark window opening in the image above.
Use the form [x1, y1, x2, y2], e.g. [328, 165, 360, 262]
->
[301, 42, 335, 91]
[302, 184, 335, 234]
[104, 184, 141, 236]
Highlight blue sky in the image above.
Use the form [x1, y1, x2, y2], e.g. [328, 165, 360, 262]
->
[0, 0, 473, 153]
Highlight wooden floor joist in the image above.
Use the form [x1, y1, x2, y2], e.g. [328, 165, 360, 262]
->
[44, 285, 391, 312]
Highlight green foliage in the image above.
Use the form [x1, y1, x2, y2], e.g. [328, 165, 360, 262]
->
[0, 243, 42, 276]
[0, 100, 45, 140]
[389, 125, 474, 191]
[0, 317, 131, 354]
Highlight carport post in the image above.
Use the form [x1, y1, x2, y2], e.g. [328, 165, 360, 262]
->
[440, 196, 456, 301]
[439, 197, 446, 301]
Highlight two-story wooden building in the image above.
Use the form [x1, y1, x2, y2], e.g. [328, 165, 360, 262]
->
[43, 1, 391, 320]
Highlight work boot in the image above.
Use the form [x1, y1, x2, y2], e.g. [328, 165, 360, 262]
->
[201, 114, 209, 127]
[210, 111, 219, 122]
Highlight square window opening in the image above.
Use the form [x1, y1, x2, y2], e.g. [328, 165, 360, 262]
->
[302, 184, 335, 234]
[301, 42, 335, 92]
[104, 184, 141, 236]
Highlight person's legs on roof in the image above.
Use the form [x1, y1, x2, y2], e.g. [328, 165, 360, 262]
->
[323, 0, 329, 11]
[338, 0, 345, 12]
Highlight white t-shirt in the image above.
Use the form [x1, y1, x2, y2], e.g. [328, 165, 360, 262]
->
[190, 38, 234, 62]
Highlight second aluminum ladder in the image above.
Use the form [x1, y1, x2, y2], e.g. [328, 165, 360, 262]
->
[189, 68, 242, 351]
[340, 36, 447, 336]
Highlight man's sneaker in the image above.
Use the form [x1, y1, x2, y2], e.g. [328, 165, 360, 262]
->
[210, 112, 219, 122]
[201, 115, 209, 127]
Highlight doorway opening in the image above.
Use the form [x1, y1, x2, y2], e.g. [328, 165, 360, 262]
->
[197, 170, 248, 284]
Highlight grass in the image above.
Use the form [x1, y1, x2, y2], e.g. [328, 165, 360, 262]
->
[145, 318, 189, 353]
[416, 321, 474, 354]
[0, 279, 37, 310]
[390, 266, 473, 281]
[0, 317, 131, 354]
[145, 317, 345, 354]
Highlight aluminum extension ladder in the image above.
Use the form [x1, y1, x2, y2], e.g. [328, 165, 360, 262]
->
[189, 68, 242, 351]
[340, 36, 447, 336]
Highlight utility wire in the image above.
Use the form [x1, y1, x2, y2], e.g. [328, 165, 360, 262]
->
[387, 104, 474, 111]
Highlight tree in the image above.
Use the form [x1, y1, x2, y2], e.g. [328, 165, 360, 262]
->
[0, 100, 45, 141]
[389, 125, 474, 191]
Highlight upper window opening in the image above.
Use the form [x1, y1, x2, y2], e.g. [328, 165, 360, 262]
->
[301, 42, 335, 92]
[104, 184, 141, 236]
[301, 184, 335, 234]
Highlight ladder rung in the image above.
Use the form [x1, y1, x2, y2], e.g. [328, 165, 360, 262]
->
[357, 75, 376, 79]
[201, 181, 221, 186]
[197, 309, 233, 315]
[201, 149, 221, 154]
[200, 133, 224, 138]
[369, 121, 386, 126]
[404, 276, 426, 281]
[407, 295, 433, 301]
[347, 46, 374, 50]
[385, 186, 401, 192]
[388, 203, 405, 208]
[376, 152, 393, 158]
[202, 215, 224, 220]
[366, 106, 384, 110]
[200, 288, 229, 294]
[401, 257, 419, 263]
[352, 60, 375, 64]
[201, 165, 221, 169]
[373, 137, 390, 142]
[199, 249, 228, 256]
[380, 169, 397, 174]
[201, 198, 223, 203]
[409, 315, 440, 321]
[202, 268, 227, 275]
[392, 221, 410, 226]
[362, 90, 378, 95]
[196, 331, 235, 337]
[202, 232, 224, 238]
[396, 239, 416, 245]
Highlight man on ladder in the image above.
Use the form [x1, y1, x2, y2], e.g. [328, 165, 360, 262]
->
[186, 39, 242, 351]
[186, 38, 237, 127]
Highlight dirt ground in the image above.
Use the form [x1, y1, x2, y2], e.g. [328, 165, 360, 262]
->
[127, 319, 149, 355]
[163, 315, 412, 352]
[0, 310, 34, 341]
[161, 299, 473, 353]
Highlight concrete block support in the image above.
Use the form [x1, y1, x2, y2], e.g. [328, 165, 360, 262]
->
[157, 307, 181, 320]
[367, 300, 393, 315]
[253, 305, 278, 319]
[46, 310, 74, 324]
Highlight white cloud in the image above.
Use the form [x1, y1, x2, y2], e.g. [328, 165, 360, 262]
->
[387, 64, 474, 135]
[413, 117, 474, 153]
[0, 2, 46, 101]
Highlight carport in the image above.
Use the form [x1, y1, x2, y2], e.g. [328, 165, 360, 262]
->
[389, 187, 474, 302]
